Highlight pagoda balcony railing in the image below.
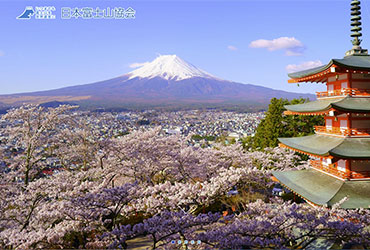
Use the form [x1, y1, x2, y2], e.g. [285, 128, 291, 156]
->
[310, 160, 350, 179]
[314, 126, 370, 137]
[316, 88, 370, 98]
[310, 160, 370, 179]
[351, 171, 370, 179]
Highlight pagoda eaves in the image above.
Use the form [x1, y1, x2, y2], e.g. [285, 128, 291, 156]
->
[279, 134, 370, 159]
[288, 55, 370, 83]
[284, 96, 370, 115]
[273, 169, 370, 208]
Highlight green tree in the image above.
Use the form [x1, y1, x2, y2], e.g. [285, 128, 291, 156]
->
[245, 98, 324, 150]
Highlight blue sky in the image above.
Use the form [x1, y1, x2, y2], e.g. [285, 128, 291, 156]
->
[0, 0, 369, 95]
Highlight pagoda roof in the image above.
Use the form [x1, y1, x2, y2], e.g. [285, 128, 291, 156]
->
[273, 169, 370, 208]
[279, 134, 370, 159]
[288, 55, 370, 79]
[284, 96, 370, 114]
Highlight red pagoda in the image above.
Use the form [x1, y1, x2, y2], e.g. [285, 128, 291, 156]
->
[273, 0, 370, 209]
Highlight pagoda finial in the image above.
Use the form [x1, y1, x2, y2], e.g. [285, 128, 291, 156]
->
[350, 0, 362, 46]
[346, 0, 368, 56]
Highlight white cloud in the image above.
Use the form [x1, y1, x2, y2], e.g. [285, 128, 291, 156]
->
[286, 60, 323, 73]
[129, 62, 149, 68]
[249, 37, 305, 56]
[227, 45, 238, 51]
[285, 50, 303, 56]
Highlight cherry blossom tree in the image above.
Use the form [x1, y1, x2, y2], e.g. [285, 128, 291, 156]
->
[1, 105, 368, 250]
[54, 118, 106, 171]
[0, 104, 76, 185]
[107, 210, 221, 249]
[198, 200, 370, 249]
[108, 201, 370, 250]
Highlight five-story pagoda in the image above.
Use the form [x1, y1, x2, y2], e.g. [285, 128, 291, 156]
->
[273, 0, 370, 209]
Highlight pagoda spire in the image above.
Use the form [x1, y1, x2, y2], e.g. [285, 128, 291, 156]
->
[346, 0, 368, 56]
[350, 0, 362, 46]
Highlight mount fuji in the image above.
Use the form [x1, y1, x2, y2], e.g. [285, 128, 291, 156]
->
[0, 55, 315, 110]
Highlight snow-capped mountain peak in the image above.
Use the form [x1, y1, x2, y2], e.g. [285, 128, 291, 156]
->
[127, 55, 216, 81]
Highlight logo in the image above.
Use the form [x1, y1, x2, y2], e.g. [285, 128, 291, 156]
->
[16, 6, 34, 19]
[17, 6, 56, 20]
[16, 6, 135, 20]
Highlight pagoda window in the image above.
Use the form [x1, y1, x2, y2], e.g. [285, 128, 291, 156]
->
[341, 81, 348, 89]
[340, 119, 348, 131]
[337, 160, 346, 172]
[326, 118, 333, 128]
[328, 84, 334, 94]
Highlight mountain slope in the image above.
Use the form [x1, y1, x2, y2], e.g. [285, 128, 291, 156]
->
[0, 55, 315, 108]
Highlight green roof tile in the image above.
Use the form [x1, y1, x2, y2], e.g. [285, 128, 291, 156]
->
[279, 134, 343, 156]
[284, 96, 370, 113]
[273, 169, 370, 208]
[284, 98, 344, 113]
[288, 55, 370, 79]
[278, 134, 370, 158]
[331, 97, 370, 112]
[330, 138, 370, 158]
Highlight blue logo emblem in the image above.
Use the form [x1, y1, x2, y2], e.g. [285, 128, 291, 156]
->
[17, 6, 35, 19]
[17, 6, 56, 20]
